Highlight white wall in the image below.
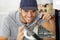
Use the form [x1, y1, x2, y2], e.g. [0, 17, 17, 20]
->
[0, 0, 20, 26]
[53, 0, 60, 10]
[0, 0, 20, 12]
[37, 0, 53, 5]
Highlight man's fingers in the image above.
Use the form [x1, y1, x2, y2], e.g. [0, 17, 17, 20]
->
[42, 14, 46, 20]
[17, 27, 24, 40]
[17, 30, 24, 36]
[20, 34, 24, 40]
[18, 25, 25, 33]
[20, 31, 24, 36]
[42, 13, 52, 20]
[17, 32, 24, 40]
[47, 16, 51, 20]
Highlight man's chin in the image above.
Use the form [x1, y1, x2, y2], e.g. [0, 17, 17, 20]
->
[26, 20, 32, 23]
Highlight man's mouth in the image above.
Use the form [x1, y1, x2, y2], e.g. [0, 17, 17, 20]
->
[27, 18, 32, 20]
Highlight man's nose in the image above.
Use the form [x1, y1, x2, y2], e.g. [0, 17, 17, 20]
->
[28, 12, 32, 16]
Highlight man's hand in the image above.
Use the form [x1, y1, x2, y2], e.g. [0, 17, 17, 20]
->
[39, 12, 55, 34]
[16, 26, 25, 40]
[43, 38, 56, 40]
[39, 12, 52, 21]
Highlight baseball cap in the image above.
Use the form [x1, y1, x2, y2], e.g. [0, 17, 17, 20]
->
[20, 0, 38, 10]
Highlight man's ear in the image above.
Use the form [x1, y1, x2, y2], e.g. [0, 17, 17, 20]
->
[18, 7, 27, 24]
[18, 7, 22, 13]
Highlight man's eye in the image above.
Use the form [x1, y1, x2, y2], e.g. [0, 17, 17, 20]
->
[32, 10, 36, 12]
[24, 10, 28, 12]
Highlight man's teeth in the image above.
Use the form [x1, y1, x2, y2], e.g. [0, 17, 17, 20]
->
[27, 18, 31, 19]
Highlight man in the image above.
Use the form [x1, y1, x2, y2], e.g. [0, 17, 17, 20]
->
[0, 0, 55, 40]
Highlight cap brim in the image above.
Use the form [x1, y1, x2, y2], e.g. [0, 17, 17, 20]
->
[22, 7, 38, 10]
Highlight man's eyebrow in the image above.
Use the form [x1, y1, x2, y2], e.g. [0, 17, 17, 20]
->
[32, 10, 36, 12]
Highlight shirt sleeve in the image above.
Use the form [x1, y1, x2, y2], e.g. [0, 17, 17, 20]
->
[0, 16, 10, 38]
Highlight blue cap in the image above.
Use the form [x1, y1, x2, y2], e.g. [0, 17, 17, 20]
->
[20, 0, 38, 10]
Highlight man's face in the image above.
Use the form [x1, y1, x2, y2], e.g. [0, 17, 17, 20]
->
[21, 9, 36, 23]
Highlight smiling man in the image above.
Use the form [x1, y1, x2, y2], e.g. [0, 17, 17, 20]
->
[0, 0, 55, 40]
